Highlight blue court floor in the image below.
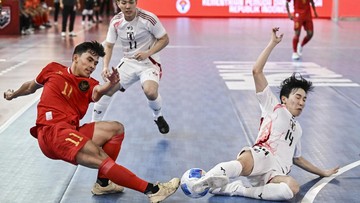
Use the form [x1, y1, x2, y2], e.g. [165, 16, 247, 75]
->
[0, 16, 359, 203]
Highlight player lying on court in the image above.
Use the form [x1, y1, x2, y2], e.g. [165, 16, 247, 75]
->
[3, 41, 179, 203]
[191, 27, 339, 201]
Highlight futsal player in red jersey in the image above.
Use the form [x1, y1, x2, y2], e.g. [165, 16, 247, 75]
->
[4, 41, 179, 203]
[286, 0, 318, 60]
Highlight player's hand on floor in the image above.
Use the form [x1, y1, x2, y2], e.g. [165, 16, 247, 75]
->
[4, 89, 15, 100]
[322, 166, 340, 177]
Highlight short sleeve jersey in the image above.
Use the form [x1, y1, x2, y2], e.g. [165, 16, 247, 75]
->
[35, 62, 99, 127]
[287, 0, 312, 17]
[106, 8, 167, 64]
[255, 86, 302, 172]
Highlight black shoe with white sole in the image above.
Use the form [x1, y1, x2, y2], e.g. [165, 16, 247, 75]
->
[154, 116, 169, 134]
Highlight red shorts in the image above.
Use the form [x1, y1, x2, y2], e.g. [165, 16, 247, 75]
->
[293, 13, 313, 32]
[35, 122, 95, 165]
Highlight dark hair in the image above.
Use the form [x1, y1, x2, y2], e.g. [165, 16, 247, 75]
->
[279, 73, 314, 103]
[73, 41, 105, 57]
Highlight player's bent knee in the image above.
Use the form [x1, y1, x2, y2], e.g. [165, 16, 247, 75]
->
[145, 91, 158, 101]
[143, 86, 158, 100]
[110, 121, 124, 134]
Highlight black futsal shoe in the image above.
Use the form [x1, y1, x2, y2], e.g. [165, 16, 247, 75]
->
[155, 116, 170, 134]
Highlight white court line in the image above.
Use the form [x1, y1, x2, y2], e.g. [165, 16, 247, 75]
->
[0, 60, 38, 134]
[0, 95, 40, 134]
[0, 61, 28, 76]
[301, 160, 360, 203]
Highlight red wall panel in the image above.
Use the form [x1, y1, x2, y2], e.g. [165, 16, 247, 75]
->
[138, 0, 359, 18]
[137, 0, 333, 18]
[338, 0, 360, 18]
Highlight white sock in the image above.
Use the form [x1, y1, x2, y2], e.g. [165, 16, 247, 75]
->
[92, 95, 113, 122]
[148, 94, 162, 118]
[242, 182, 294, 200]
[206, 160, 242, 179]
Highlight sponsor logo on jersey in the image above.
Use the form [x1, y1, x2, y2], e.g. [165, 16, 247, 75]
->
[126, 26, 135, 40]
[290, 119, 296, 131]
[56, 70, 63, 75]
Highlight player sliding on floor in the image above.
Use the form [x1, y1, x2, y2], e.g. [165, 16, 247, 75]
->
[191, 27, 339, 201]
[3, 41, 179, 203]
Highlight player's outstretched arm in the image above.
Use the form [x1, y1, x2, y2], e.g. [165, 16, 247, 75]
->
[293, 156, 339, 177]
[285, 1, 293, 20]
[101, 42, 115, 82]
[92, 67, 120, 102]
[310, 0, 318, 18]
[252, 27, 283, 93]
[3, 80, 42, 101]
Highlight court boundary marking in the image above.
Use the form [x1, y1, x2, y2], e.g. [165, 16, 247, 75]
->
[301, 160, 360, 203]
[0, 95, 40, 134]
[0, 61, 28, 76]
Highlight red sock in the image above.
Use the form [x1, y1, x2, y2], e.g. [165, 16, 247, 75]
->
[292, 35, 299, 52]
[43, 13, 49, 23]
[33, 16, 41, 27]
[98, 133, 124, 178]
[103, 133, 124, 160]
[99, 157, 148, 192]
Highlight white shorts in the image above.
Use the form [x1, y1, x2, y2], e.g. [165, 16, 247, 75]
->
[82, 9, 94, 15]
[116, 58, 162, 91]
[237, 146, 288, 187]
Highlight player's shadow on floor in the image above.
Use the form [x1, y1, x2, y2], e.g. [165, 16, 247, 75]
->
[91, 192, 125, 202]
[206, 177, 327, 203]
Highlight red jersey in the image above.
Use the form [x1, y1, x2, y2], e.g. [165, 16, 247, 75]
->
[24, 0, 38, 9]
[35, 62, 99, 127]
[287, 0, 312, 17]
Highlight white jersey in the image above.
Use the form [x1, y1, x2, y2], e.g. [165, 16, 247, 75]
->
[255, 85, 302, 174]
[106, 8, 167, 64]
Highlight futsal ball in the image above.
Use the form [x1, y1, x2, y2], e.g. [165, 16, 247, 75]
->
[180, 168, 209, 198]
